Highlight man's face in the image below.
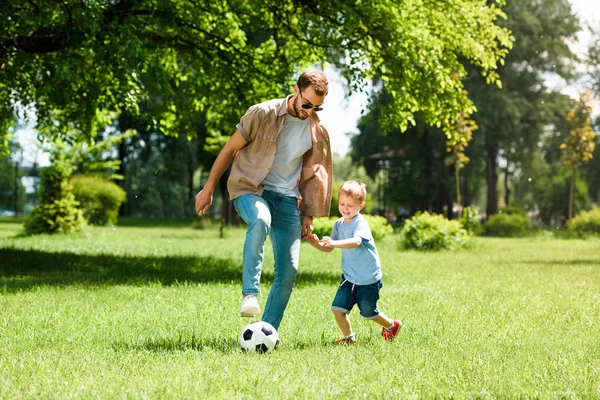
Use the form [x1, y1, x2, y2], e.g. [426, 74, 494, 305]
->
[292, 85, 325, 120]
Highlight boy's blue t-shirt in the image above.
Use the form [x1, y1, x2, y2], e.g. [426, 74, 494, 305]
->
[330, 213, 382, 285]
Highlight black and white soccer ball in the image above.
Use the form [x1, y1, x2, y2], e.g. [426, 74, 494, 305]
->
[239, 321, 279, 353]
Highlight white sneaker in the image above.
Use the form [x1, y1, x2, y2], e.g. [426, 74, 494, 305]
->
[239, 295, 261, 317]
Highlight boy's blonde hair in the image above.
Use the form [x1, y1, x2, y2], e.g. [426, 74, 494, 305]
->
[339, 180, 367, 204]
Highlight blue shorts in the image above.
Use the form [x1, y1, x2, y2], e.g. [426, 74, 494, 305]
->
[331, 275, 382, 320]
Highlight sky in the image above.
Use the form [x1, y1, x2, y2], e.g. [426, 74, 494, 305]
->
[14, 0, 600, 165]
[320, 0, 600, 157]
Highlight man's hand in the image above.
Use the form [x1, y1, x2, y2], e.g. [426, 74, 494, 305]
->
[195, 189, 213, 215]
[301, 216, 314, 240]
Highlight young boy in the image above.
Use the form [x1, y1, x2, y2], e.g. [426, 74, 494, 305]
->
[307, 180, 402, 344]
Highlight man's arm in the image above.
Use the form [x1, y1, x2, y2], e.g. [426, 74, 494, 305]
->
[195, 130, 248, 215]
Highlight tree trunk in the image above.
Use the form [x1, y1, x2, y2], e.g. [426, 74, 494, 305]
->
[455, 162, 461, 208]
[117, 140, 127, 216]
[218, 171, 230, 238]
[420, 128, 432, 212]
[485, 141, 499, 217]
[504, 162, 510, 207]
[463, 166, 471, 207]
[568, 169, 575, 237]
[186, 140, 198, 217]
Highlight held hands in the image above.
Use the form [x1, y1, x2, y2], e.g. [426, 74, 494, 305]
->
[307, 233, 334, 249]
[320, 236, 334, 248]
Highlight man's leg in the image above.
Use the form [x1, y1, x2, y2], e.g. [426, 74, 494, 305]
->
[261, 193, 301, 330]
[233, 194, 272, 297]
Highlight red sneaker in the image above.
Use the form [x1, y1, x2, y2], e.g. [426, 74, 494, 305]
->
[336, 337, 358, 344]
[382, 320, 402, 341]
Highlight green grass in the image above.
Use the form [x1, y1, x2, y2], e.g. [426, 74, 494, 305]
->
[0, 219, 599, 398]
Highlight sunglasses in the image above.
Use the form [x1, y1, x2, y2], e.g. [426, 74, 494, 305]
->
[299, 89, 323, 112]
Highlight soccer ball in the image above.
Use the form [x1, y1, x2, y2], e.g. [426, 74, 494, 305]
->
[239, 321, 279, 353]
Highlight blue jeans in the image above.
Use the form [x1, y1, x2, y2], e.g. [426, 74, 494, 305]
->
[233, 190, 301, 329]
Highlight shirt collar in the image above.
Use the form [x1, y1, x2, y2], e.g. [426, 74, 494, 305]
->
[278, 94, 321, 123]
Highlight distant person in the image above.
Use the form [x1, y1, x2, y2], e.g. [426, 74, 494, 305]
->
[307, 180, 402, 343]
[397, 204, 409, 223]
[195, 69, 333, 330]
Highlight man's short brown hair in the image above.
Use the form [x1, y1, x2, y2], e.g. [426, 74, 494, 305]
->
[297, 69, 328, 96]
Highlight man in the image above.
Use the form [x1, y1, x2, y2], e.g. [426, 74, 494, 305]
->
[195, 68, 333, 330]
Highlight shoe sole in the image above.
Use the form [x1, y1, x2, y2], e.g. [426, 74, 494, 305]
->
[239, 309, 261, 317]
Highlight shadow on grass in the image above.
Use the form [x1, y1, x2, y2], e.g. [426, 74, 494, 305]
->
[520, 259, 600, 267]
[115, 335, 242, 354]
[116, 334, 331, 353]
[0, 248, 339, 292]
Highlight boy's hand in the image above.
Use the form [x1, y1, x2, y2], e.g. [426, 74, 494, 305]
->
[321, 236, 333, 248]
[307, 233, 320, 245]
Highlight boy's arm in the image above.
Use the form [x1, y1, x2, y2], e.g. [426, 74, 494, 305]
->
[323, 235, 362, 249]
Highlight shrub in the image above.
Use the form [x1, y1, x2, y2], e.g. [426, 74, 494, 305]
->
[569, 207, 600, 238]
[484, 213, 530, 237]
[363, 214, 394, 240]
[400, 211, 471, 251]
[312, 214, 393, 240]
[498, 204, 528, 217]
[312, 216, 338, 238]
[460, 206, 484, 235]
[24, 162, 85, 235]
[71, 175, 127, 226]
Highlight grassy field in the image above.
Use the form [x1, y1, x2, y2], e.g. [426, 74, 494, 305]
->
[0, 218, 599, 399]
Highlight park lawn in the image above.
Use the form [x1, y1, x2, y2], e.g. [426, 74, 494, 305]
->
[0, 219, 598, 399]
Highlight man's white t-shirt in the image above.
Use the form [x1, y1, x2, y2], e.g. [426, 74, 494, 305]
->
[262, 114, 312, 197]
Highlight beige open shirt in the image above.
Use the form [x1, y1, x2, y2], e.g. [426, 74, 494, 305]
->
[228, 95, 333, 217]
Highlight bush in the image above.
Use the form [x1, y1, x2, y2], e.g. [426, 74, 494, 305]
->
[498, 204, 528, 217]
[484, 213, 530, 237]
[400, 211, 471, 251]
[312, 216, 338, 238]
[569, 207, 600, 238]
[24, 162, 85, 235]
[364, 214, 394, 240]
[312, 214, 393, 240]
[460, 206, 484, 235]
[71, 175, 127, 226]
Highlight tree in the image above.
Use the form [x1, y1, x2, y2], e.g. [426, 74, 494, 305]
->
[561, 90, 596, 226]
[23, 148, 85, 235]
[445, 106, 477, 212]
[585, 26, 600, 206]
[463, 0, 580, 217]
[2, 0, 513, 152]
[350, 90, 457, 217]
[0, 140, 25, 215]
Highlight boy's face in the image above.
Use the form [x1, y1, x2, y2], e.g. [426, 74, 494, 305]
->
[338, 193, 364, 221]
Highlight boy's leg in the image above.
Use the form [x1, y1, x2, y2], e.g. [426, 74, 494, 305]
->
[333, 310, 353, 337]
[233, 194, 272, 296]
[371, 313, 393, 328]
[261, 193, 301, 330]
[355, 281, 402, 340]
[331, 277, 357, 342]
